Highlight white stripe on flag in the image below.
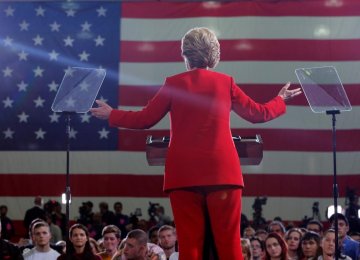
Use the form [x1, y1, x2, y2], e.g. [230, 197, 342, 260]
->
[120, 17, 360, 41]
[119, 61, 360, 85]
[1, 151, 359, 175]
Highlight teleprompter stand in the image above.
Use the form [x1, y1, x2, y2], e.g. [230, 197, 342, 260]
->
[295, 66, 352, 260]
[51, 67, 106, 253]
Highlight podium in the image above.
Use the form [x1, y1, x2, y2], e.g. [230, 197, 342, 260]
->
[146, 135, 263, 166]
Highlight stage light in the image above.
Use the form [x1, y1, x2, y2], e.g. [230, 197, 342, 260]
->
[327, 205, 342, 219]
[61, 193, 71, 204]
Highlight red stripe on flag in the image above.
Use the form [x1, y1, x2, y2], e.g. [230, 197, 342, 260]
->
[117, 129, 360, 152]
[1, 174, 358, 198]
[121, 1, 360, 18]
[243, 174, 359, 198]
[0, 174, 165, 197]
[121, 40, 360, 62]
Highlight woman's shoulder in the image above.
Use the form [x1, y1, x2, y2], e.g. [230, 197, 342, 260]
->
[167, 69, 231, 81]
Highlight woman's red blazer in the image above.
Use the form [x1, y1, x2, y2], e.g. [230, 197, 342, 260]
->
[109, 69, 286, 192]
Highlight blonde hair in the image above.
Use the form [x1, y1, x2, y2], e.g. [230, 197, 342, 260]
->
[241, 238, 253, 260]
[181, 27, 220, 69]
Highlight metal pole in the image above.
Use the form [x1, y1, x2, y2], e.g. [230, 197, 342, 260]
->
[327, 110, 340, 260]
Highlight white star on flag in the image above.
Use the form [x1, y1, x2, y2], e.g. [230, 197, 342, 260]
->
[96, 6, 107, 17]
[33, 96, 45, 107]
[81, 21, 92, 32]
[48, 81, 59, 92]
[3, 128, 14, 139]
[19, 20, 30, 31]
[49, 21, 61, 32]
[64, 67, 75, 76]
[79, 81, 90, 91]
[2, 66, 13, 77]
[49, 50, 60, 61]
[69, 128, 78, 139]
[98, 127, 110, 139]
[65, 9, 76, 17]
[33, 34, 44, 45]
[65, 97, 76, 108]
[80, 113, 91, 123]
[35, 6, 45, 16]
[4, 6, 15, 17]
[3, 97, 14, 108]
[18, 112, 29, 123]
[78, 51, 90, 61]
[94, 35, 105, 46]
[18, 50, 29, 61]
[17, 81, 28, 92]
[49, 112, 61, 123]
[33, 66, 44, 77]
[63, 36, 74, 47]
[35, 128, 46, 139]
[4, 36, 13, 46]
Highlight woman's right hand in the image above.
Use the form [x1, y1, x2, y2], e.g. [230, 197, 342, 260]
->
[90, 100, 113, 120]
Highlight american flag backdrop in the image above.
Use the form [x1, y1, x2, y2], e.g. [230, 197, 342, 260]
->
[1, 0, 360, 227]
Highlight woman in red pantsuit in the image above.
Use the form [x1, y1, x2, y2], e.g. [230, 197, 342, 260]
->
[91, 27, 301, 260]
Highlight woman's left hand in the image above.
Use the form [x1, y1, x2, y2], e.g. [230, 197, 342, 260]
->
[278, 82, 302, 101]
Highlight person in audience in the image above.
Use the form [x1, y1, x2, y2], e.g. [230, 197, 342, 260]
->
[264, 232, 289, 260]
[329, 213, 360, 260]
[23, 196, 46, 237]
[285, 228, 303, 260]
[349, 231, 360, 242]
[255, 229, 269, 241]
[89, 212, 104, 240]
[147, 242, 167, 260]
[241, 238, 253, 260]
[268, 221, 286, 238]
[51, 202, 67, 239]
[114, 202, 130, 239]
[55, 240, 66, 255]
[77, 201, 94, 229]
[90, 26, 300, 260]
[169, 252, 178, 260]
[18, 218, 63, 255]
[154, 207, 172, 228]
[300, 231, 322, 260]
[158, 225, 177, 259]
[318, 229, 351, 260]
[112, 229, 164, 260]
[23, 222, 60, 259]
[45, 214, 62, 244]
[0, 205, 16, 241]
[250, 236, 265, 260]
[243, 226, 256, 239]
[148, 226, 160, 245]
[306, 220, 324, 237]
[99, 202, 115, 227]
[18, 218, 46, 250]
[89, 238, 101, 255]
[57, 223, 101, 260]
[97, 225, 121, 260]
[0, 219, 23, 259]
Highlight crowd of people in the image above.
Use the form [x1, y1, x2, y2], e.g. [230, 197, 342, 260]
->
[1, 196, 360, 259]
[241, 218, 359, 260]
